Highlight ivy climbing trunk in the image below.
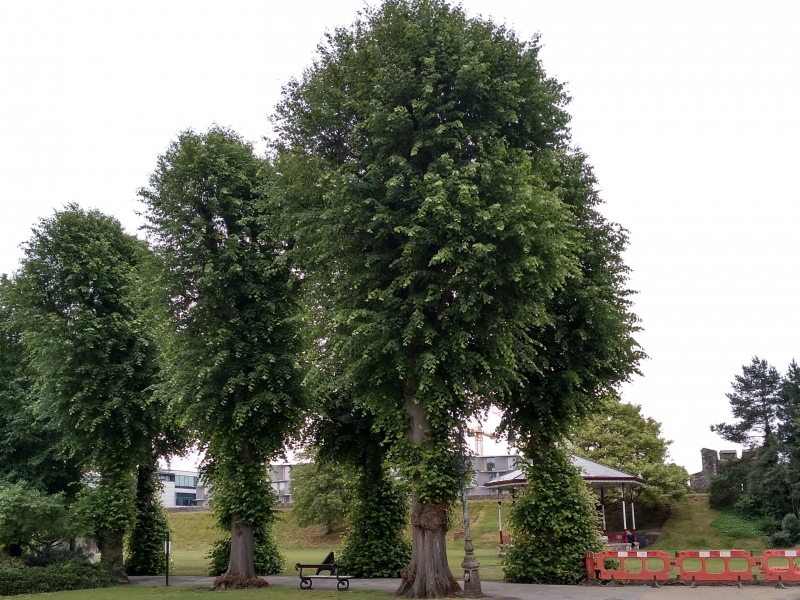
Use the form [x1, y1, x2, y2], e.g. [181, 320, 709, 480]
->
[395, 394, 461, 598]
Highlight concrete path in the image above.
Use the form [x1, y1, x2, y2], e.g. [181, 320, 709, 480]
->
[130, 575, 800, 599]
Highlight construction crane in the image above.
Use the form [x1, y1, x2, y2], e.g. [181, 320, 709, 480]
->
[465, 424, 497, 455]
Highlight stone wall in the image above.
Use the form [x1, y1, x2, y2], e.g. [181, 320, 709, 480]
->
[690, 448, 719, 493]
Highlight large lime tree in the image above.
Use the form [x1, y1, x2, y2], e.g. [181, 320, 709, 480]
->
[140, 127, 305, 585]
[11, 206, 165, 570]
[273, 1, 595, 595]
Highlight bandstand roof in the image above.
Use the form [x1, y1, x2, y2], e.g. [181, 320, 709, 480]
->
[483, 455, 645, 490]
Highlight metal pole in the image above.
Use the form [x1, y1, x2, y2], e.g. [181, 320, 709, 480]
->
[497, 489, 503, 545]
[630, 487, 637, 532]
[458, 428, 484, 598]
[600, 487, 607, 531]
[165, 530, 170, 587]
[621, 485, 627, 531]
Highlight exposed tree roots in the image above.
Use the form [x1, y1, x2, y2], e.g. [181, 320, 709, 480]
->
[211, 574, 269, 590]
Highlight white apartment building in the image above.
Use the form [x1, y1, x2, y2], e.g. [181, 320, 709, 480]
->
[158, 469, 205, 507]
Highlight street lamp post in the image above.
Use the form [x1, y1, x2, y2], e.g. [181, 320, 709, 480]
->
[457, 428, 484, 598]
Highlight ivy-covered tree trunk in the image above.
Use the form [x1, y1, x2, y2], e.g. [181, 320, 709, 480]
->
[125, 455, 168, 575]
[395, 395, 460, 598]
[504, 444, 603, 584]
[100, 531, 125, 574]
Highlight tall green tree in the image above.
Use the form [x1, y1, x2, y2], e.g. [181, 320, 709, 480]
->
[570, 395, 689, 506]
[273, 0, 643, 593]
[12, 206, 164, 570]
[274, 1, 586, 594]
[712, 357, 782, 446]
[140, 127, 306, 585]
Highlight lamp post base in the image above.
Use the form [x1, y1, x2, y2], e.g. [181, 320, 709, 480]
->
[461, 554, 485, 598]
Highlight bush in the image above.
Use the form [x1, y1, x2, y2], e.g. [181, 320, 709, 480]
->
[504, 448, 603, 584]
[782, 513, 800, 540]
[207, 528, 284, 576]
[24, 546, 86, 568]
[770, 530, 794, 549]
[0, 558, 118, 596]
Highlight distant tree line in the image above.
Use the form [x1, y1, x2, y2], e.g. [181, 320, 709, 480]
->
[709, 357, 800, 547]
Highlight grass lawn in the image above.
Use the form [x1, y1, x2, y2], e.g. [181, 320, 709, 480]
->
[167, 501, 509, 580]
[8, 585, 391, 600]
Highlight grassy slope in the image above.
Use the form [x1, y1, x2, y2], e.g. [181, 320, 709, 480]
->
[167, 501, 509, 579]
[648, 494, 766, 553]
[167, 495, 770, 579]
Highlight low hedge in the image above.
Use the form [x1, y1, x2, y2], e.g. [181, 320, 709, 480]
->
[0, 559, 119, 596]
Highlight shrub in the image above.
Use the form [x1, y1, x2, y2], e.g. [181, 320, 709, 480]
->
[207, 528, 284, 576]
[781, 513, 800, 541]
[0, 558, 118, 596]
[770, 530, 794, 549]
[24, 546, 86, 568]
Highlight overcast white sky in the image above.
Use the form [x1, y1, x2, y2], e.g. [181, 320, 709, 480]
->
[2, 1, 798, 474]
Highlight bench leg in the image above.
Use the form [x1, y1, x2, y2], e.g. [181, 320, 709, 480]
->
[337, 579, 350, 590]
[300, 577, 313, 590]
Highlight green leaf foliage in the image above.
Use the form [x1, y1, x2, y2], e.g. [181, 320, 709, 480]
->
[12, 206, 162, 476]
[339, 471, 411, 578]
[207, 528, 284, 576]
[504, 447, 603, 584]
[570, 395, 689, 506]
[289, 455, 352, 535]
[711, 513, 765, 540]
[0, 278, 82, 497]
[71, 475, 136, 546]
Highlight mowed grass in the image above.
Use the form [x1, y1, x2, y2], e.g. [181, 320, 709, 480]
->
[647, 494, 766, 553]
[167, 501, 509, 579]
[7, 585, 391, 600]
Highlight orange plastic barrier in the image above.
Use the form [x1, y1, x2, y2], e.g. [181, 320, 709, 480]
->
[675, 550, 756, 584]
[760, 550, 800, 584]
[585, 551, 598, 581]
[594, 550, 672, 584]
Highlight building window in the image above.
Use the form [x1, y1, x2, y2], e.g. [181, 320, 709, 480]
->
[486, 460, 495, 472]
[159, 473, 175, 482]
[176, 475, 197, 488]
[175, 492, 196, 506]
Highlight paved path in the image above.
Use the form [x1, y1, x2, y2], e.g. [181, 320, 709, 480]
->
[130, 575, 800, 599]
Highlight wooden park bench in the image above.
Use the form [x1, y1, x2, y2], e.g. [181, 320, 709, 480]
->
[295, 551, 353, 590]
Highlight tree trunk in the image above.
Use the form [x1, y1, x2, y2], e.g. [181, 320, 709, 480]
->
[395, 390, 461, 598]
[395, 496, 460, 598]
[226, 516, 256, 579]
